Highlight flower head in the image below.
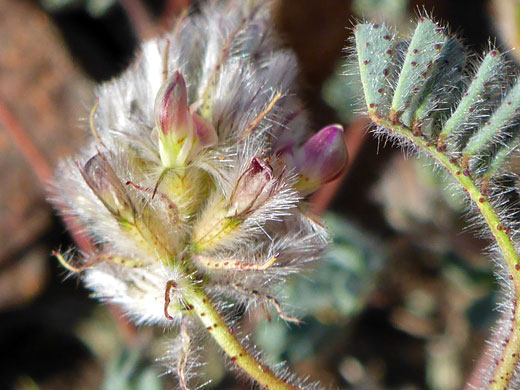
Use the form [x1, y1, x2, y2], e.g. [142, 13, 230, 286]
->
[50, 1, 347, 388]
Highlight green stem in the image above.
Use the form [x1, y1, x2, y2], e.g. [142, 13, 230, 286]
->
[182, 282, 299, 390]
[373, 116, 520, 390]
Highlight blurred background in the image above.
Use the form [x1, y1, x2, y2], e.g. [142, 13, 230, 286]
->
[1, 0, 519, 389]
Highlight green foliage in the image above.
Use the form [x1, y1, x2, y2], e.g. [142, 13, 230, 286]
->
[255, 214, 384, 362]
[354, 18, 520, 179]
[390, 19, 446, 119]
[355, 24, 395, 116]
[353, 16, 520, 390]
[463, 80, 520, 158]
[439, 52, 503, 141]
[322, 64, 360, 123]
[102, 348, 163, 390]
[410, 37, 465, 127]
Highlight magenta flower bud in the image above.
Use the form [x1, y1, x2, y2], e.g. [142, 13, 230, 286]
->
[80, 154, 134, 221]
[155, 71, 191, 139]
[228, 157, 277, 216]
[154, 71, 217, 167]
[294, 124, 348, 194]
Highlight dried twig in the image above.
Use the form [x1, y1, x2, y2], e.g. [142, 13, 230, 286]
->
[0, 98, 52, 183]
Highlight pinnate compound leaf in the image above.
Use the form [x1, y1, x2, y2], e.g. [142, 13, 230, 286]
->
[354, 18, 520, 179]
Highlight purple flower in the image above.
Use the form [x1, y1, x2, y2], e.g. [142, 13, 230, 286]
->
[155, 71, 191, 139]
[154, 71, 217, 167]
[294, 124, 348, 194]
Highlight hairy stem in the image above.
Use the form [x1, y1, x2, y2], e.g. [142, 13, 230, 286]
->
[372, 115, 520, 390]
[192, 254, 279, 271]
[182, 282, 298, 390]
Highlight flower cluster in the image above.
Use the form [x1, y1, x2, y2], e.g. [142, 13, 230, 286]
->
[51, 0, 347, 388]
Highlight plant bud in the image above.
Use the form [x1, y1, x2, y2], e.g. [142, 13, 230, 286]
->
[154, 71, 217, 168]
[80, 154, 134, 221]
[191, 112, 218, 156]
[228, 157, 277, 216]
[294, 124, 348, 194]
[155, 71, 192, 140]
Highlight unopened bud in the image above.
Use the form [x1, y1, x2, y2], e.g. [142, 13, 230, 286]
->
[80, 154, 134, 221]
[294, 124, 348, 194]
[228, 157, 277, 216]
[155, 71, 192, 140]
[154, 71, 217, 167]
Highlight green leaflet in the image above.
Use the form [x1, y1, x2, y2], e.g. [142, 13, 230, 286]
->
[391, 18, 447, 122]
[355, 23, 395, 116]
[484, 142, 514, 178]
[413, 37, 466, 129]
[439, 51, 504, 143]
[463, 79, 520, 157]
